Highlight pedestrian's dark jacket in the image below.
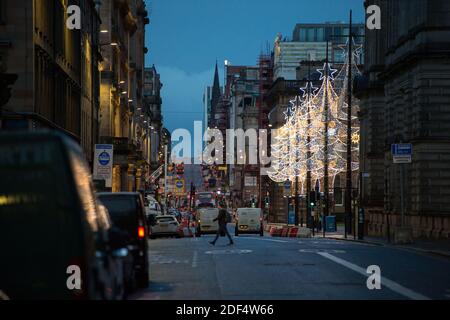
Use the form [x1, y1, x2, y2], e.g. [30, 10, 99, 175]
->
[214, 209, 228, 226]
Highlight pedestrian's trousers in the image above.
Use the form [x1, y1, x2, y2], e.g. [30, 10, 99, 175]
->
[212, 224, 233, 243]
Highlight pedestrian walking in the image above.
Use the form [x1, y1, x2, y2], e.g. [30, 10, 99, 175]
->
[209, 201, 234, 246]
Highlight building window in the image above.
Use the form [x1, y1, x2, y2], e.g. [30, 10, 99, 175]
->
[307, 28, 315, 42]
[300, 29, 307, 42]
[317, 28, 325, 41]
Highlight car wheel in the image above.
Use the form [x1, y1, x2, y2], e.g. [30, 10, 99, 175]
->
[136, 269, 149, 289]
[235, 226, 239, 236]
[116, 275, 126, 300]
[125, 268, 136, 295]
[196, 227, 201, 237]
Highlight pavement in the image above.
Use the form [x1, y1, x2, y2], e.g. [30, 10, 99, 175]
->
[129, 224, 450, 300]
[310, 225, 450, 258]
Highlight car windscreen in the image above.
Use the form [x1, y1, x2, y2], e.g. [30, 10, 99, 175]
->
[157, 217, 177, 223]
[197, 202, 214, 208]
[97, 195, 139, 237]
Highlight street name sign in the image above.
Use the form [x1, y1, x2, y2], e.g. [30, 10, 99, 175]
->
[391, 143, 412, 164]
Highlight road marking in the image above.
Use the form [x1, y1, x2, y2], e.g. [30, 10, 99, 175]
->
[317, 252, 431, 300]
[192, 251, 198, 268]
[299, 249, 346, 253]
[205, 249, 252, 255]
[240, 237, 288, 243]
[150, 255, 189, 265]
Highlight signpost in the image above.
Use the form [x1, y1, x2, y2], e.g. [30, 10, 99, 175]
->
[392, 143, 412, 164]
[93, 144, 113, 188]
[391, 143, 412, 226]
[174, 178, 185, 196]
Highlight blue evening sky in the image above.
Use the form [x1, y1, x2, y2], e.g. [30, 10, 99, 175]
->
[144, 0, 364, 137]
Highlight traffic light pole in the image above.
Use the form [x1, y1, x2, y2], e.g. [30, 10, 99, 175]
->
[345, 10, 354, 236]
[294, 175, 299, 226]
[163, 144, 168, 215]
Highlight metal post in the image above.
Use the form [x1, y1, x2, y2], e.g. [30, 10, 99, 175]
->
[164, 144, 168, 214]
[400, 164, 405, 227]
[345, 10, 353, 235]
[295, 175, 299, 226]
[353, 196, 357, 240]
[323, 41, 330, 236]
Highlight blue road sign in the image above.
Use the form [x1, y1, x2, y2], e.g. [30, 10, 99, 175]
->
[288, 203, 295, 224]
[176, 180, 184, 189]
[284, 180, 291, 189]
[98, 151, 111, 166]
[391, 143, 412, 156]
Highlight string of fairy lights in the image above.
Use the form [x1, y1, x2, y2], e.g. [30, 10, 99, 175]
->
[268, 41, 362, 192]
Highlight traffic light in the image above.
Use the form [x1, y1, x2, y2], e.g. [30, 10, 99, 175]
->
[176, 162, 184, 175]
[309, 191, 316, 208]
[264, 196, 270, 208]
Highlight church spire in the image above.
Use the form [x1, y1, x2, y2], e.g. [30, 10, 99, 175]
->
[211, 61, 221, 115]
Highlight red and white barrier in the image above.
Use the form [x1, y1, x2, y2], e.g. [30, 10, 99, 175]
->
[288, 227, 299, 237]
[269, 226, 282, 237]
[266, 224, 311, 238]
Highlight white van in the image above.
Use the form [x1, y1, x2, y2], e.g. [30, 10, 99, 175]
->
[235, 208, 264, 236]
[196, 207, 219, 236]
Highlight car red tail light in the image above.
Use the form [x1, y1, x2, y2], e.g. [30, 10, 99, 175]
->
[138, 226, 145, 238]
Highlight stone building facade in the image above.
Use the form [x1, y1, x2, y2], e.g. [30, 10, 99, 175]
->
[0, 0, 101, 165]
[98, 0, 149, 192]
[144, 66, 163, 171]
[356, 0, 450, 239]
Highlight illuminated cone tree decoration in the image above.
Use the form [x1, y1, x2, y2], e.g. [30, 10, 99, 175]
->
[268, 44, 362, 190]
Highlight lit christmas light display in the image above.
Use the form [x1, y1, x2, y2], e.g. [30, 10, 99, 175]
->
[268, 45, 362, 189]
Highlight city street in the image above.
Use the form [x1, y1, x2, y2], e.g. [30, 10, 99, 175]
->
[2, 0, 450, 305]
[130, 226, 450, 300]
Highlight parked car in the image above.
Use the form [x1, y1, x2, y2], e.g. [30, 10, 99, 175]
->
[150, 215, 182, 239]
[0, 131, 126, 300]
[145, 195, 162, 216]
[97, 202, 134, 298]
[97, 192, 150, 288]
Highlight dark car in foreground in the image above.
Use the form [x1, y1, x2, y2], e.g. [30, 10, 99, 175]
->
[0, 131, 127, 300]
[97, 192, 150, 289]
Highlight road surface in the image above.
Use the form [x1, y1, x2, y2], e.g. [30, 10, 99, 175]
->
[130, 226, 450, 300]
